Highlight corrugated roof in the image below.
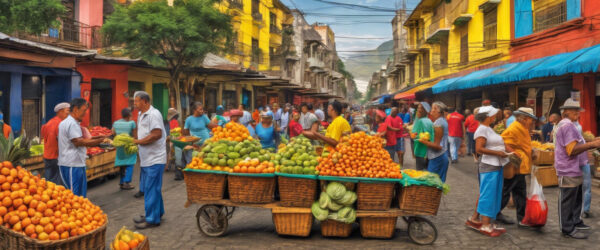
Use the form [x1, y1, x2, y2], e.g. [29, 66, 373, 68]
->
[0, 32, 94, 57]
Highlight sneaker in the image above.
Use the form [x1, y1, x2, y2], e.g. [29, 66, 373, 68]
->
[575, 223, 591, 230]
[496, 213, 515, 225]
[134, 222, 160, 230]
[133, 215, 146, 224]
[120, 183, 135, 190]
[134, 191, 144, 198]
[563, 229, 588, 239]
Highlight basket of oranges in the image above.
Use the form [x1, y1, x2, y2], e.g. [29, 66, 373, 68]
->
[228, 159, 276, 204]
[111, 227, 147, 250]
[0, 161, 108, 250]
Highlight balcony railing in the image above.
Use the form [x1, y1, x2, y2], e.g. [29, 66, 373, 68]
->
[270, 24, 281, 34]
[27, 18, 102, 49]
[270, 54, 283, 68]
[307, 57, 325, 69]
[227, 0, 243, 9]
[448, 0, 470, 26]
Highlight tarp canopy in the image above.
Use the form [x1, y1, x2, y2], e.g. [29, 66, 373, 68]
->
[432, 44, 600, 94]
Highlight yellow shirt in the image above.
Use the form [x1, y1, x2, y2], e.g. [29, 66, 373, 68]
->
[501, 121, 532, 174]
[325, 116, 351, 141]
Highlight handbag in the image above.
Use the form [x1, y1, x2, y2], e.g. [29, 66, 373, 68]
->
[503, 154, 521, 179]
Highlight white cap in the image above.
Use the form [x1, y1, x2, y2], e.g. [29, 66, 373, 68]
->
[478, 106, 499, 117]
[54, 102, 70, 112]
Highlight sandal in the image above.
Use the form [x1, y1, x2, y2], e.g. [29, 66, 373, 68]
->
[465, 218, 482, 230]
[493, 224, 506, 233]
[478, 225, 504, 237]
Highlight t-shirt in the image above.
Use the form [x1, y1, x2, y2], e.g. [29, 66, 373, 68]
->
[325, 116, 351, 142]
[541, 122, 553, 142]
[383, 116, 397, 146]
[57, 116, 86, 167]
[376, 122, 387, 138]
[137, 106, 167, 167]
[169, 119, 180, 130]
[300, 112, 319, 130]
[447, 112, 464, 137]
[184, 115, 212, 143]
[400, 113, 411, 124]
[256, 124, 275, 149]
[288, 120, 303, 138]
[280, 112, 289, 130]
[240, 111, 252, 127]
[41, 116, 62, 159]
[113, 119, 137, 166]
[474, 125, 509, 168]
[412, 117, 433, 158]
[247, 124, 257, 138]
[506, 115, 516, 128]
[390, 115, 405, 139]
[554, 119, 587, 177]
[427, 117, 449, 160]
[464, 115, 479, 133]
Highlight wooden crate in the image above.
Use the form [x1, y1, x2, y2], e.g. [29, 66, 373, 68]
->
[535, 166, 558, 187]
[21, 156, 45, 176]
[533, 150, 554, 166]
[86, 151, 118, 181]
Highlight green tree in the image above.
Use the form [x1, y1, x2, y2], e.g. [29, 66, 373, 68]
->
[102, 0, 232, 113]
[0, 0, 65, 35]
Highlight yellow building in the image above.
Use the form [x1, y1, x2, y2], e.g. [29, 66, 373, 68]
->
[403, 0, 510, 87]
[217, 0, 293, 72]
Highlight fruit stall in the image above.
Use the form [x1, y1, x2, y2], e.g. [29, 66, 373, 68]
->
[183, 131, 449, 245]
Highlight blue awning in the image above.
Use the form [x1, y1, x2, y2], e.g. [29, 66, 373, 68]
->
[432, 44, 600, 94]
[377, 94, 391, 104]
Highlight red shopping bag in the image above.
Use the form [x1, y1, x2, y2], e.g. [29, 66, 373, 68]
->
[521, 171, 547, 226]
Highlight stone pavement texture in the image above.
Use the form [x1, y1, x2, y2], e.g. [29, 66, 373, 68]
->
[88, 155, 600, 249]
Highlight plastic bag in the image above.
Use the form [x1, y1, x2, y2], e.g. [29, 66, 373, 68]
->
[521, 170, 547, 226]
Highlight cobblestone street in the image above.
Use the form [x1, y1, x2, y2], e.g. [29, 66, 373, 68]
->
[88, 155, 600, 249]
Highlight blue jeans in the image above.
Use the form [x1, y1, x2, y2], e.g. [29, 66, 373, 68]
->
[428, 151, 449, 182]
[395, 138, 405, 152]
[59, 166, 87, 197]
[385, 145, 396, 161]
[582, 164, 592, 212]
[448, 136, 462, 161]
[118, 165, 133, 184]
[466, 132, 475, 155]
[141, 164, 165, 224]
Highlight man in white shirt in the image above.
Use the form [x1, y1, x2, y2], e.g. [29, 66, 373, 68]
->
[58, 98, 105, 197]
[238, 104, 252, 127]
[132, 91, 167, 229]
[280, 104, 290, 137]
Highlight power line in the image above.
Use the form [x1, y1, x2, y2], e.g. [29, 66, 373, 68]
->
[336, 35, 392, 39]
[312, 0, 398, 12]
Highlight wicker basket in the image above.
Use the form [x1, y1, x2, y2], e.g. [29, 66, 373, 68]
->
[533, 150, 554, 166]
[135, 238, 150, 250]
[356, 182, 395, 210]
[398, 185, 442, 215]
[228, 174, 275, 203]
[320, 219, 353, 238]
[272, 212, 313, 237]
[359, 217, 397, 239]
[535, 166, 558, 187]
[183, 170, 227, 202]
[0, 222, 106, 250]
[277, 176, 318, 207]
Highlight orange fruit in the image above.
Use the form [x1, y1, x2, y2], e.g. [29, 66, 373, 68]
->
[119, 240, 131, 250]
[128, 239, 140, 249]
[49, 231, 59, 240]
[2, 162, 12, 169]
[0, 168, 9, 176]
[8, 215, 19, 225]
[60, 231, 69, 239]
[44, 223, 54, 234]
[24, 224, 35, 236]
[38, 232, 49, 241]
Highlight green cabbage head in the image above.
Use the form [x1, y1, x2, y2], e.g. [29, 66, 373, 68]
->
[326, 182, 347, 201]
[311, 202, 328, 221]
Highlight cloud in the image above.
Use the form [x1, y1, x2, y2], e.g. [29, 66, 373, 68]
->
[354, 79, 369, 93]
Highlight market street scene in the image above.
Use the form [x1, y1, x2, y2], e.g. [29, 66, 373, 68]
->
[1, 0, 600, 249]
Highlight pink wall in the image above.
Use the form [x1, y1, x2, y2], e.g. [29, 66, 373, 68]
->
[78, 0, 104, 27]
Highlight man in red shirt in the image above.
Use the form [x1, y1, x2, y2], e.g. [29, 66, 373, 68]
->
[447, 108, 465, 163]
[40, 102, 70, 185]
[463, 108, 480, 162]
[384, 107, 403, 164]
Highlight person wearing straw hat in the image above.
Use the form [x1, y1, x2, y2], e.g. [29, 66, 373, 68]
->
[167, 108, 180, 130]
[495, 107, 537, 226]
[411, 102, 434, 171]
[41, 102, 70, 185]
[554, 98, 600, 239]
[466, 106, 509, 237]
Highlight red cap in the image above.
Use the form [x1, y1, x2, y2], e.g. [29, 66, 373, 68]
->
[230, 109, 243, 116]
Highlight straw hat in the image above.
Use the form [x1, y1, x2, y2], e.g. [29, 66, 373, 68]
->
[167, 108, 179, 121]
[513, 107, 538, 120]
[559, 98, 584, 111]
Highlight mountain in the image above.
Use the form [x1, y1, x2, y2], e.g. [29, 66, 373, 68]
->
[342, 40, 393, 92]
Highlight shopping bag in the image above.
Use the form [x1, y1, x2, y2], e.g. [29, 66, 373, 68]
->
[521, 171, 548, 226]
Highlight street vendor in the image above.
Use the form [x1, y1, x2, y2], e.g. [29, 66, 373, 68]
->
[0, 111, 12, 138]
[554, 98, 600, 239]
[40, 102, 70, 185]
[112, 108, 137, 190]
[302, 101, 350, 147]
[132, 91, 166, 229]
[418, 102, 450, 182]
[411, 102, 433, 170]
[256, 111, 280, 150]
[184, 102, 216, 144]
[496, 107, 537, 226]
[58, 98, 106, 197]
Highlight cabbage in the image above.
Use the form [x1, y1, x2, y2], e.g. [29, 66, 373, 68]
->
[319, 192, 331, 209]
[328, 208, 356, 224]
[338, 191, 357, 205]
[327, 212, 339, 221]
[327, 200, 344, 211]
[326, 182, 347, 201]
[341, 208, 356, 223]
[311, 202, 328, 221]
[337, 206, 353, 218]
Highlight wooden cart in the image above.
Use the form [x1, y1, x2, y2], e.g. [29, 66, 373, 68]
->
[86, 150, 119, 181]
[186, 199, 438, 245]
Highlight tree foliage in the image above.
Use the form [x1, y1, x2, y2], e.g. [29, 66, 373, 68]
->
[0, 0, 65, 35]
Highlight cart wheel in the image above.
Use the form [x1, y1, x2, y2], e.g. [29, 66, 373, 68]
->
[407, 216, 437, 245]
[196, 205, 228, 237]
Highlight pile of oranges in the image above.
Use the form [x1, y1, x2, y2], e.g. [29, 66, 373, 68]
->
[233, 159, 275, 174]
[113, 227, 145, 250]
[210, 122, 252, 142]
[316, 132, 402, 179]
[186, 157, 233, 173]
[0, 161, 106, 241]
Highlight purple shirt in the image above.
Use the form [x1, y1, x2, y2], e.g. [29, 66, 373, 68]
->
[554, 119, 587, 177]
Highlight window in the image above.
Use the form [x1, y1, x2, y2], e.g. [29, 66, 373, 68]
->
[251, 39, 259, 66]
[483, 7, 497, 49]
[252, 0, 259, 14]
[460, 33, 468, 64]
[422, 51, 430, 78]
[409, 62, 415, 83]
[270, 12, 278, 33]
[533, 0, 566, 32]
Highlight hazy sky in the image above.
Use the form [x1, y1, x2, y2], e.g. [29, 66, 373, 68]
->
[280, 0, 419, 92]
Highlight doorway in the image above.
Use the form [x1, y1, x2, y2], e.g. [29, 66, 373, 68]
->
[91, 79, 113, 128]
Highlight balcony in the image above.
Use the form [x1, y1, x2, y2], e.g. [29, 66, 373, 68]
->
[320, 87, 329, 93]
[25, 18, 102, 49]
[270, 54, 282, 69]
[479, 0, 500, 12]
[307, 57, 325, 69]
[252, 12, 263, 23]
[270, 24, 281, 34]
[448, 0, 471, 26]
[227, 0, 243, 10]
[427, 17, 449, 44]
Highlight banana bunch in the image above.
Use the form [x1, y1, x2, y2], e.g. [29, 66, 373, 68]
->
[124, 144, 138, 155]
[531, 140, 554, 151]
[418, 132, 431, 141]
[403, 169, 429, 178]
